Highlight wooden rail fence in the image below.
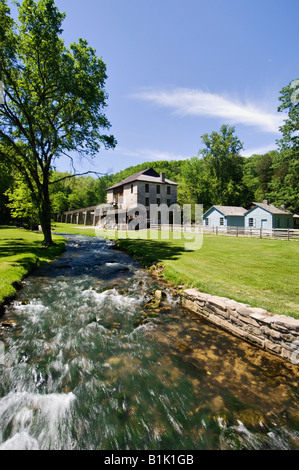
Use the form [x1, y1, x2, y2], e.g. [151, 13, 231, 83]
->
[202, 225, 299, 240]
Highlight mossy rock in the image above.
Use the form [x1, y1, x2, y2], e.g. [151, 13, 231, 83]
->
[233, 409, 268, 431]
[144, 298, 161, 309]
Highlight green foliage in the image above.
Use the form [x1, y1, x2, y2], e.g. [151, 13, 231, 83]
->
[0, 36, 299, 226]
[5, 173, 39, 228]
[278, 78, 299, 151]
[273, 79, 299, 213]
[0, 0, 116, 244]
[0, 159, 13, 224]
[199, 125, 247, 207]
[3, 143, 299, 222]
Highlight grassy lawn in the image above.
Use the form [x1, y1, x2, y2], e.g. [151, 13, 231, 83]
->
[53, 222, 98, 238]
[3, 221, 297, 318]
[116, 233, 299, 319]
[0, 226, 66, 305]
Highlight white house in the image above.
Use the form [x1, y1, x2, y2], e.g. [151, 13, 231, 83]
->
[203, 205, 247, 228]
[244, 201, 294, 229]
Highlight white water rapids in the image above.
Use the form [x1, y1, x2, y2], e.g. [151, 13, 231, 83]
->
[0, 234, 298, 450]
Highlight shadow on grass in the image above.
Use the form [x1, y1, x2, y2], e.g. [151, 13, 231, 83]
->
[0, 239, 65, 262]
[116, 238, 187, 267]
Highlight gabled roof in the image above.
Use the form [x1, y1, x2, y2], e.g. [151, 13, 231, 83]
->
[203, 205, 247, 217]
[106, 168, 178, 190]
[245, 202, 293, 216]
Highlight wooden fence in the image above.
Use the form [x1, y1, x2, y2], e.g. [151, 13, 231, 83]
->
[202, 225, 299, 240]
[150, 224, 299, 240]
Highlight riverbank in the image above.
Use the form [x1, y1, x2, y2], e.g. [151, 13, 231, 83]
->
[0, 226, 66, 310]
[1, 232, 298, 450]
[116, 234, 299, 320]
[52, 223, 299, 319]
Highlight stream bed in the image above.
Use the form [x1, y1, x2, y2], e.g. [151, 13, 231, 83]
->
[0, 234, 298, 450]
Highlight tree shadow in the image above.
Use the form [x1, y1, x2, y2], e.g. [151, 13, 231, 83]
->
[0, 239, 65, 261]
[117, 238, 188, 267]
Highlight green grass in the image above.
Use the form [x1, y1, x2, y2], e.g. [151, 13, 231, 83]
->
[53, 222, 98, 238]
[3, 221, 297, 318]
[53, 223, 299, 318]
[0, 226, 66, 305]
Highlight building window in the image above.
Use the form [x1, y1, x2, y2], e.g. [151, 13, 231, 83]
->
[167, 186, 171, 195]
[167, 199, 171, 207]
[145, 197, 150, 207]
[157, 198, 160, 206]
[249, 218, 254, 227]
[130, 184, 134, 194]
[145, 184, 149, 193]
[205, 218, 209, 226]
[220, 217, 224, 226]
[156, 185, 160, 194]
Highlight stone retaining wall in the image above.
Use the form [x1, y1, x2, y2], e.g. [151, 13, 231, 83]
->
[182, 288, 299, 365]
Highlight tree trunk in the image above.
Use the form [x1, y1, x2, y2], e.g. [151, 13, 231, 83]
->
[39, 178, 53, 246]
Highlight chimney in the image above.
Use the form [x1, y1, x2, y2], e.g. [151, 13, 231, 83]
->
[160, 172, 165, 182]
[263, 199, 269, 205]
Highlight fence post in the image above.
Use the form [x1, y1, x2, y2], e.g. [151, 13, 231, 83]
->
[260, 227, 262, 239]
[288, 229, 290, 241]
[236, 226, 238, 237]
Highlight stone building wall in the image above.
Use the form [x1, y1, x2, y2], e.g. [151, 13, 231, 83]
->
[136, 180, 178, 208]
[107, 181, 178, 211]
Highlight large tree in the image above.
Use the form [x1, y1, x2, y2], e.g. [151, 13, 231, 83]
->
[278, 78, 299, 151]
[274, 78, 299, 212]
[199, 125, 247, 206]
[0, 0, 116, 245]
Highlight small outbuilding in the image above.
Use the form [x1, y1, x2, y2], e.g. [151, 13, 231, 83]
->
[203, 205, 247, 228]
[293, 214, 299, 229]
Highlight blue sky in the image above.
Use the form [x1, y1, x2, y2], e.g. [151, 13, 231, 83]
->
[8, 0, 299, 175]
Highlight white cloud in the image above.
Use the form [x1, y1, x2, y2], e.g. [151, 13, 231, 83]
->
[132, 87, 284, 134]
[115, 146, 188, 162]
[242, 143, 278, 157]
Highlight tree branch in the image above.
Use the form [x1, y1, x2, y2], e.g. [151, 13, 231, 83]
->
[49, 170, 110, 185]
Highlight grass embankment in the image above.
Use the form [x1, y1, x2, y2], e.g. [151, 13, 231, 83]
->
[0, 226, 66, 306]
[52, 223, 299, 319]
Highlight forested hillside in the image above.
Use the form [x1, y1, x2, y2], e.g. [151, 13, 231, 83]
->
[1, 145, 298, 228]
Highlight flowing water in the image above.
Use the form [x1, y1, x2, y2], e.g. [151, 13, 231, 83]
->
[0, 234, 298, 450]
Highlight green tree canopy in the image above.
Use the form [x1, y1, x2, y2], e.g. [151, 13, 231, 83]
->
[0, 0, 116, 244]
[278, 78, 299, 152]
[274, 78, 299, 212]
[198, 125, 248, 207]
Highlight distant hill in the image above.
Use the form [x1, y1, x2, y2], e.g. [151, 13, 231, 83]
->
[108, 160, 185, 187]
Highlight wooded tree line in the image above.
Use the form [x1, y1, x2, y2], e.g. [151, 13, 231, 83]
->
[1, 130, 298, 228]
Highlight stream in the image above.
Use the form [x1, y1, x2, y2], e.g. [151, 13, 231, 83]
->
[0, 234, 298, 450]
